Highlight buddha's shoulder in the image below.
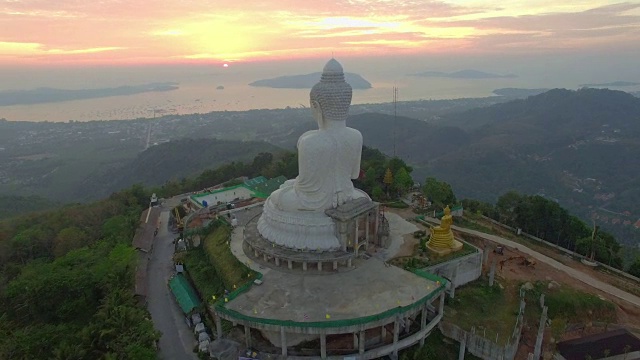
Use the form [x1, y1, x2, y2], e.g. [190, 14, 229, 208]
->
[299, 132, 331, 149]
[344, 127, 362, 138]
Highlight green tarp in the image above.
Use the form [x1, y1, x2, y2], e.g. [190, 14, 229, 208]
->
[169, 273, 201, 314]
[251, 176, 286, 197]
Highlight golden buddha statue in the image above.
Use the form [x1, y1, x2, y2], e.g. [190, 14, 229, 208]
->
[427, 206, 463, 255]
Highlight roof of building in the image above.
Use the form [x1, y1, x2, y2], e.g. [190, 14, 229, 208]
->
[325, 197, 377, 221]
[557, 328, 640, 360]
[244, 176, 267, 188]
[134, 251, 149, 297]
[191, 176, 287, 205]
[169, 273, 201, 314]
[250, 176, 287, 198]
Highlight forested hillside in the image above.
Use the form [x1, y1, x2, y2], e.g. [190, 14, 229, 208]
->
[0, 194, 59, 219]
[410, 89, 640, 247]
[0, 186, 158, 359]
[75, 138, 282, 201]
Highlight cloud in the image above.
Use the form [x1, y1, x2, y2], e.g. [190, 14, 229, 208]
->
[1, 0, 639, 64]
[437, 2, 640, 32]
[149, 29, 186, 36]
[0, 41, 125, 57]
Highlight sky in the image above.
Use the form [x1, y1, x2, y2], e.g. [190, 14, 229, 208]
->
[1, 0, 639, 66]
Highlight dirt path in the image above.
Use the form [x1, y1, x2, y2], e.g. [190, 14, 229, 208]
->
[386, 208, 640, 326]
[442, 220, 640, 308]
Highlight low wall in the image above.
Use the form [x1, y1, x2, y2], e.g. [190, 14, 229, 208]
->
[479, 216, 640, 284]
[440, 296, 526, 360]
[424, 250, 483, 289]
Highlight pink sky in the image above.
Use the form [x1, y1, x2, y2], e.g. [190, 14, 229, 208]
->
[0, 0, 639, 66]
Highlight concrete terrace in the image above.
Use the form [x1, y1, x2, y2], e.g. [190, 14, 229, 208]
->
[225, 257, 440, 323]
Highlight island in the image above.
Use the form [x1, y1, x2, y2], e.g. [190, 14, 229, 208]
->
[410, 69, 517, 79]
[492, 88, 550, 98]
[249, 72, 372, 89]
[0, 82, 179, 106]
[580, 81, 640, 87]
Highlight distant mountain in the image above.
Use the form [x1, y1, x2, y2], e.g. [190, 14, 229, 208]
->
[492, 88, 550, 98]
[349, 113, 470, 161]
[580, 81, 640, 87]
[410, 70, 517, 79]
[414, 88, 640, 246]
[0, 83, 179, 106]
[270, 112, 470, 161]
[249, 73, 372, 89]
[74, 138, 282, 200]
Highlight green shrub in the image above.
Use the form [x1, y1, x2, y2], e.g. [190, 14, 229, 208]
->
[202, 220, 255, 290]
[545, 286, 615, 322]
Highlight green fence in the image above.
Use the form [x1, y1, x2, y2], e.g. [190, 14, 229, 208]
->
[213, 269, 446, 329]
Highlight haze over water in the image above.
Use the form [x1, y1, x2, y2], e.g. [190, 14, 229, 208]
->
[4, 54, 640, 122]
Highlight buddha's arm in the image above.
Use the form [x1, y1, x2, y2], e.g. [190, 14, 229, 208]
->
[351, 132, 363, 179]
[295, 136, 324, 194]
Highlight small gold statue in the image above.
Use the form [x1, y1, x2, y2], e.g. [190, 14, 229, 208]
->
[427, 206, 462, 256]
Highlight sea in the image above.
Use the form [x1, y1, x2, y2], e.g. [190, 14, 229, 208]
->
[0, 64, 634, 123]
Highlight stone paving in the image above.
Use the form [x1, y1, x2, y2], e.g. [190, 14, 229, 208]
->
[225, 206, 439, 322]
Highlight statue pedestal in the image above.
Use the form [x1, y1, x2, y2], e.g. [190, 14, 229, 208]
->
[427, 239, 463, 257]
[257, 197, 340, 251]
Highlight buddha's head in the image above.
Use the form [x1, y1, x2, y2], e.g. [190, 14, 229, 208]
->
[444, 206, 451, 215]
[310, 58, 353, 124]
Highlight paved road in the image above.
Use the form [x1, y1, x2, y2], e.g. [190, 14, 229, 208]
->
[147, 199, 198, 360]
[424, 216, 640, 308]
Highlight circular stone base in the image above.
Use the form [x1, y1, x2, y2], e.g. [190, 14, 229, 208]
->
[244, 213, 355, 273]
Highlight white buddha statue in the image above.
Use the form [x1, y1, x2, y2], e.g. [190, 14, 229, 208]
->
[257, 59, 370, 250]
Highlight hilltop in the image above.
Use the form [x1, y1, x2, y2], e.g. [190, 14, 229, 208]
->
[417, 88, 640, 246]
[74, 138, 283, 201]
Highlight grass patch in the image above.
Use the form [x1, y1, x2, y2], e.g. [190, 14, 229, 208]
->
[383, 200, 409, 209]
[180, 247, 225, 301]
[547, 287, 615, 322]
[445, 280, 520, 346]
[523, 281, 616, 324]
[455, 215, 498, 234]
[399, 328, 482, 360]
[203, 220, 255, 290]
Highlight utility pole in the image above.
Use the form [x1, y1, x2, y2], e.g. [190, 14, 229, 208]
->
[393, 86, 398, 157]
[590, 220, 599, 261]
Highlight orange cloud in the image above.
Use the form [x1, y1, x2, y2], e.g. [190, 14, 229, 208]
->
[0, 0, 637, 65]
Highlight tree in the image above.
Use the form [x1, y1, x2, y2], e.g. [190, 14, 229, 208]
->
[422, 177, 456, 206]
[394, 167, 413, 195]
[629, 258, 640, 278]
[461, 199, 496, 218]
[250, 152, 274, 174]
[383, 168, 393, 187]
[372, 186, 385, 200]
[383, 168, 393, 196]
[495, 191, 523, 225]
[388, 157, 413, 174]
[53, 227, 88, 257]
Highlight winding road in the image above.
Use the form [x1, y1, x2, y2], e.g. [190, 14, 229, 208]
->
[147, 198, 198, 360]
